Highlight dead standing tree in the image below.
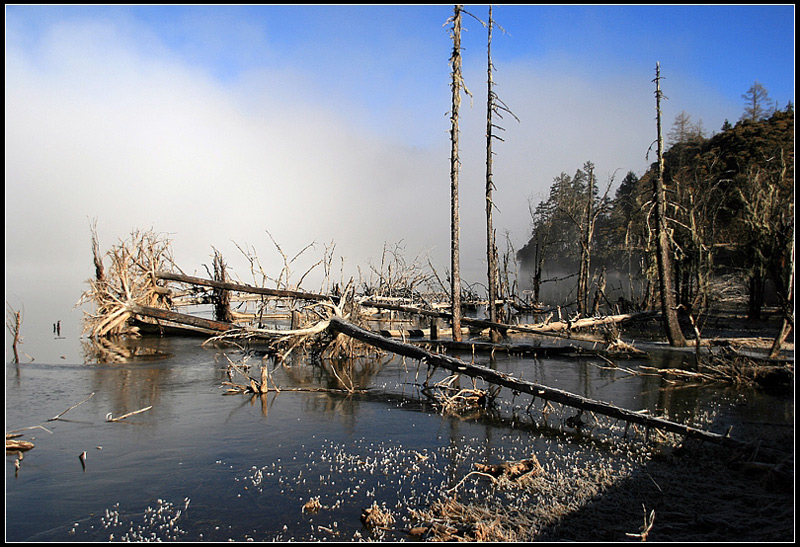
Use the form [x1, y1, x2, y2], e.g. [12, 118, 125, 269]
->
[577, 162, 595, 316]
[447, 5, 468, 342]
[6, 305, 23, 363]
[652, 63, 687, 346]
[484, 5, 519, 341]
[206, 248, 234, 323]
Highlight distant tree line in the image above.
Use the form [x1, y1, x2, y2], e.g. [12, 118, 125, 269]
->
[518, 83, 794, 328]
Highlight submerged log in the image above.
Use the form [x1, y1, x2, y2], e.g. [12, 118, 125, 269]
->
[327, 317, 753, 450]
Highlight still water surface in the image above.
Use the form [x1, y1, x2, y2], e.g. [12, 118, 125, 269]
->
[6, 331, 792, 541]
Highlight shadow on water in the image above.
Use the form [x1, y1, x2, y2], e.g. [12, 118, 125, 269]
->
[5, 333, 794, 542]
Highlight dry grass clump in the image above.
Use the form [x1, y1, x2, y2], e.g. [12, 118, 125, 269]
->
[409, 495, 536, 542]
[79, 226, 176, 338]
[408, 456, 545, 541]
[361, 501, 395, 528]
[409, 451, 626, 542]
[302, 497, 322, 514]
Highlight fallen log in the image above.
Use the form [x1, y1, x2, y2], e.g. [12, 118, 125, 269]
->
[327, 317, 752, 450]
[128, 304, 239, 334]
[416, 339, 576, 356]
[360, 299, 655, 338]
[128, 304, 331, 342]
[156, 271, 336, 302]
[514, 312, 658, 333]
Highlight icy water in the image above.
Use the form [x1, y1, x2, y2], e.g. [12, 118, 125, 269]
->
[5, 328, 793, 542]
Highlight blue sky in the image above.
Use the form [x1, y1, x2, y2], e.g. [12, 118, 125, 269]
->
[4, 4, 794, 357]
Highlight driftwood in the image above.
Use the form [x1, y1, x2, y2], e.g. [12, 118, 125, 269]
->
[512, 312, 657, 334]
[129, 304, 240, 335]
[127, 304, 334, 347]
[327, 317, 753, 450]
[48, 392, 96, 421]
[417, 339, 577, 357]
[106, 406, 153, 422]
[361, 299, 655, 338]
[6, 435, 35, 453]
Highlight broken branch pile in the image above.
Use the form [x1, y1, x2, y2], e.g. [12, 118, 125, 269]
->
[79, 228, 177, 338]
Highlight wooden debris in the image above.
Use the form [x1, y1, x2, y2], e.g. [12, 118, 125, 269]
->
[6, 305, 23, 363]
[362, 299, 655, 339]
[48, 392, 95, 421]
[156, 271, 335, 302]
[474, 456, 543, 481]
[221, 356, 366, 395]
[6, 435, 34, 453]
[422, 375, 488, 414]
[78, 227, 177, 338]
[605, 338, 648, 357]
[327, 316, 759, 451]
[625, 505, 656, 541]
[106, 405, 153, 422]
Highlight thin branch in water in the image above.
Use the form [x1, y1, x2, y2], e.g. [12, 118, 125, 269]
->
[48, 392, 96, 421]
[106, 405, 153, 422]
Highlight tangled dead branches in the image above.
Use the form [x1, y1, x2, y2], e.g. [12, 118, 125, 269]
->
[78, 227, 177, 338]
[422, 374, 489, 415]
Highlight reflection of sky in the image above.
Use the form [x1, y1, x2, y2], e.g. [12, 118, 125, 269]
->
[5, 5, 794, 361]
[7, 342, 792, 541]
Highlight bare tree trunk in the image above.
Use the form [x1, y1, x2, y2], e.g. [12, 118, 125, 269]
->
[653, 63, 687, 346]
[532, 236, 544, 304]
[577, 163, 595, 315]
[592, 265, 607, 315]
[90, 219, 105, 283]
[449, 5, 464, 342]
[769, 236, 794, 359]
[485, 5, 501, 342]
[211, 249, 234, 323]
[7, 307, 22, 363]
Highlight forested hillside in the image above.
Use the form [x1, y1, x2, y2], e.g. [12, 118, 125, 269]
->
[517, 101, 794, 324]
